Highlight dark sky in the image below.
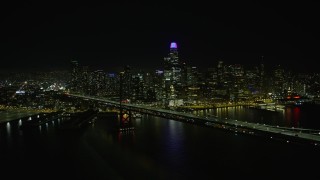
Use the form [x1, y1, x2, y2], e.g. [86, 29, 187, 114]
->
[1, 1, 319, 73]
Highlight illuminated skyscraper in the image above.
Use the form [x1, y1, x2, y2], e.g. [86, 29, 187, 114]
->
[273, 65, 285, 97]
[163, 42, 182, 105]
[164, 42, 181, 84]
[70, 60, 79, 90]
[121, 65, 132, 101]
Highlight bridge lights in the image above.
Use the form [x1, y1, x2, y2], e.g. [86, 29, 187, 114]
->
[121, 113, 130, 124]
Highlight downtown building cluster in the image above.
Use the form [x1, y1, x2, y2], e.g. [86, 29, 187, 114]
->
[0, 71, 68, 109]
[1, 43, 319, 111]
[69, 42, 320, 107]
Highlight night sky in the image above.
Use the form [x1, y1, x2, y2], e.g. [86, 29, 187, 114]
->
[1, 1, 319, 72]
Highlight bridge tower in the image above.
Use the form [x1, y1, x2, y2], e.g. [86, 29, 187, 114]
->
[119, 71, 134, 131]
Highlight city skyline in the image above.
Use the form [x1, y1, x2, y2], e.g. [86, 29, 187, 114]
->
[1, 2, 319, 73]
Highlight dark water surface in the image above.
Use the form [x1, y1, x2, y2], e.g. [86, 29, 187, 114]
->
[1, 107, 320, 179]
[193, 105, 320, 129]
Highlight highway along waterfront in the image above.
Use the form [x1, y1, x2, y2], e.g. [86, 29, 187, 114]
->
[1, 109, 320, 179]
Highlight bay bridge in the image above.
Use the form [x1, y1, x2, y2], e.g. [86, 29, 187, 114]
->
[67, 93, 320, 146]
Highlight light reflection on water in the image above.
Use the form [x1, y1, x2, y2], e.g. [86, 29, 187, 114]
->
[6, 122, 11, 136]
[193, 105, 320, 129]
[18, 119, 22, 127]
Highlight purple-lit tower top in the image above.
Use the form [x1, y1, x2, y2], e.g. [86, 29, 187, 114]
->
[170, 42, 178, 49]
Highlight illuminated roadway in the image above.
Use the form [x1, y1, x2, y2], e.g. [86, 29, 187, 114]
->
[68, 93, 320, 145]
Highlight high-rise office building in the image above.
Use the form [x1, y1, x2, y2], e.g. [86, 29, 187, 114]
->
[273, 65, 285, 98]
[121, 65, 132, 101]
[70, 60, 80, 91]
[164, 42, 181, 84]
[163, 42, 183, 106]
